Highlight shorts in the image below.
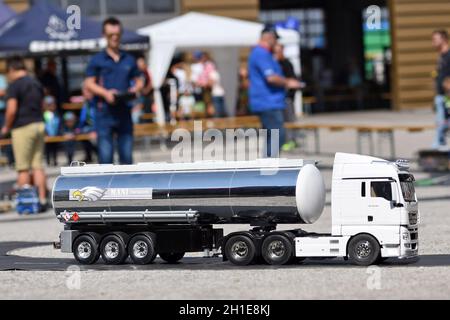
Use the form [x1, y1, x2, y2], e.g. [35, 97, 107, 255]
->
[11, 122, 45, 171]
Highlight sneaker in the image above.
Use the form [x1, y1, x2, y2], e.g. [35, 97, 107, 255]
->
[281, 140, 297, 152]
[38, 201, 48, 213]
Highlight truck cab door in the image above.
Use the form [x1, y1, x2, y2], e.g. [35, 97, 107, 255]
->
[365, 180, 401, 225]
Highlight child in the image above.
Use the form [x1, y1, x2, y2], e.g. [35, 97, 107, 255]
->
[43, 91, 60, 166]
[209, 69, 226, 118]
[62, 111, 78, 165]
[77, 83, 97, 163]
[178, 89, 195, 120]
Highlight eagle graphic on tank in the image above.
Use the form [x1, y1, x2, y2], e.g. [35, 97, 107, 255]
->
[69, 187, 154, 202]
[71, 187, 106, 201]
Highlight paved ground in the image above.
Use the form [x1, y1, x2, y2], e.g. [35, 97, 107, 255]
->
[0, 110, 449, 299]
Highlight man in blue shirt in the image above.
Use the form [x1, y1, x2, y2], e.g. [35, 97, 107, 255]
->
[85, 17, 143, 164]
[431, 29, 450, 149]
[248, 26, 301, 157]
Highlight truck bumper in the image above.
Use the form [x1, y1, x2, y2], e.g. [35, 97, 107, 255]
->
[399, 226, 418, 259]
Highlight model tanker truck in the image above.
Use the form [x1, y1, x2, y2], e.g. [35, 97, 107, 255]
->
[52, 152, 419, 266]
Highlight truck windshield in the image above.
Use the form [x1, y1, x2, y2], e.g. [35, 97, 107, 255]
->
[399, 174, 416, 202]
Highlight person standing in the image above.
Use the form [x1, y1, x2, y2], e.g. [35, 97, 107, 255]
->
[0, 72, 14, 165]
[248, 26, 301, 157]
[85, 17, 143, 164]
[192, 51, 216, 117]
[0, 73, 7, 125]
[135, 55, 153, 115]
[1, 56, 48, 211]
[431, 30, 450, 149]
[77, 81, 97, 163]
[39, 58, 63, 112]
[274, 43, 301, 152]
[42, 90, 60, 166]
[209, 68, 226, 117]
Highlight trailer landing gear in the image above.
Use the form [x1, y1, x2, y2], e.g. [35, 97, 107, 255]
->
[159, 252, 185, 263]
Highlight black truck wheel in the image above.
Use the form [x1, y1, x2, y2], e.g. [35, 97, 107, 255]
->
[159, 252, 185, 263]
[261, 234, 293, 265]
[225, 235, 256, 266]
[348, 234, 380, 266]
[128, 234, 157, 265]
[100, 234, 128, 265]
[73, 234, 100, 265]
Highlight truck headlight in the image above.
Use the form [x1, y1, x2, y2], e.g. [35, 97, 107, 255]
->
[402, 232, 410, 241]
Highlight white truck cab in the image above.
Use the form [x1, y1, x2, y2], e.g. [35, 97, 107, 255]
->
[295, 153, 419, 265]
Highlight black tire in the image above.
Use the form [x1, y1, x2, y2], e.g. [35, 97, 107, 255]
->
[128, 234, 157, 265]
[348, 234, 380, 266]
[261, 234, 293, 265]
[159, 252, 185, 263]
[100, 234, 128, 265]
[224, 235, 256, 266]
[73, 234, 100, 265]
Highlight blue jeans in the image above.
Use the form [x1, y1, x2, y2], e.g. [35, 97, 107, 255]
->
[0, 112, 14, 165]
[64, 140, 76, 165]
[212, 96, 226, 117]
[255, 109, 285, 158]
[96, 116, 133, 164]
[433, 95, 448, 148]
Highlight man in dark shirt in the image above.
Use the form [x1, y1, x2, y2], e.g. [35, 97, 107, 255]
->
[274, 43, 300, 152]
[431, 29, 450, 148]
[1, 56, 48, 211]
[85, 17, 143, 164]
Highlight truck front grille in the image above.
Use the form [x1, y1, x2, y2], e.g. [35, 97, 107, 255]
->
[409, 211, 418, 225]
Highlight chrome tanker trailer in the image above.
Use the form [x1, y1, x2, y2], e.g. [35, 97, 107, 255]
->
[53, 153, 419, 266]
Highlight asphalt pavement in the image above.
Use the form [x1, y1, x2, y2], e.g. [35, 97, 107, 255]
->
[0, 110, 449, 299]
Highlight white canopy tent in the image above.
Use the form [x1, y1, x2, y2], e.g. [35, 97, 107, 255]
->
[138, 12, 301, 124]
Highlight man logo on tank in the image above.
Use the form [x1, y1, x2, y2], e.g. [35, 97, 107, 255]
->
[70, 187, 154, 201]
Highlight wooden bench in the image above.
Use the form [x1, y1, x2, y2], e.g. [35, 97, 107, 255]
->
[133, 116, 262, 151]
[139, 113, 155, 121]
[0, 117, 437, 160]
[285, 122, 436, 158]
[0, 133, 93, 147]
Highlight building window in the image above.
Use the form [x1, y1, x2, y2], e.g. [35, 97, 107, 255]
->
[44, 0, 100, 16]
[259, 9, 326, 49]
[105, 0, 138, 15]
[69, 0, 100, 16]
[143, 0, 175, 13]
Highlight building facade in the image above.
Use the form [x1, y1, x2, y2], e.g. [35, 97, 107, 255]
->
[4, 0, 450, 111]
